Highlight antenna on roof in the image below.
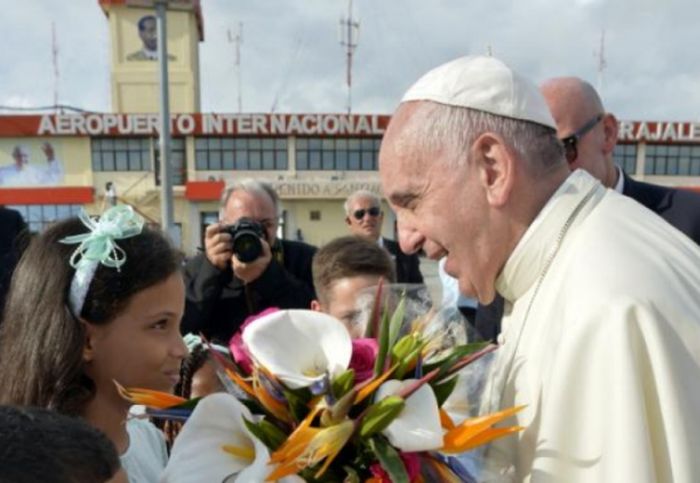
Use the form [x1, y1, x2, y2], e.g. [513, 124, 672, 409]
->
[339, 0, 360, 114]
[595, 29, 607, 98]
[228, 23, 243, 113]
[51, 22, 61, 113]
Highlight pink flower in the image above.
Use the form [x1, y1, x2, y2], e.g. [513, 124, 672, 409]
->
[349, 338, 378, 384]
[369, 452, 421, 482]
[228, 307, 279, 374]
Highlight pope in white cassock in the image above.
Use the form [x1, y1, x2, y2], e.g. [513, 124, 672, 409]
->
[379, 55, 700, 482]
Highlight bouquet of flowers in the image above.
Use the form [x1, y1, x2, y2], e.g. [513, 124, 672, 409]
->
[119, 284, 523, 482]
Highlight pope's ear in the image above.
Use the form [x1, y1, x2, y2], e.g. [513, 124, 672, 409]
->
[472, 133, 514, 207]
[310, 300, 322, 312]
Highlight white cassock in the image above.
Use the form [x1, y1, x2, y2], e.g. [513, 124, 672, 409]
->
[482, 169, 700, 482]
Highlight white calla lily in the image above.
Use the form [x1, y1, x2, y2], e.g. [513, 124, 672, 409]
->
[374, 379, 443, 452]
[242, 309, 353, 389]
[161, 393, 272, 483]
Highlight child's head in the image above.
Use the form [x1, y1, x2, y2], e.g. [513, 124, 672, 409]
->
[311, 235, 395, 335]
[0, 208, 187, 415]
[176, 335, 230, 400]
[0, 405, 122, 483]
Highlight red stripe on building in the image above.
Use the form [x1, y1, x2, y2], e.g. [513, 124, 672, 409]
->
[0, 187, 94, 205]
[185, 181, 224, 201]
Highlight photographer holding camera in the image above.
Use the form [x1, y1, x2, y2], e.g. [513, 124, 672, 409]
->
[182, 179, 317, 341]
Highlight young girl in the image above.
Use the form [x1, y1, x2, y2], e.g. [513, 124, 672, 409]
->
[0, 206, 187, 482]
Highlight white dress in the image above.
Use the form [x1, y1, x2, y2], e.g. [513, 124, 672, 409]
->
[121, 418, 168, 483]
[482, 170, 700, 482]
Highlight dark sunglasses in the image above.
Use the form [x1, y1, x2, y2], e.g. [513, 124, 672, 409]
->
[352, 207, 381, 220]
[561, 113, 604, 164]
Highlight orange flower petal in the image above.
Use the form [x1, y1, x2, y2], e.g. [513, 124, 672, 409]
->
[356, 364, 398, 404]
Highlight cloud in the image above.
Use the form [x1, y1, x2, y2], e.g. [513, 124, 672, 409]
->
[0, 0, 697, 120]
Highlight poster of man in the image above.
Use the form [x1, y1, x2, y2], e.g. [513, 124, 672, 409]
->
[126, 14, 176, 61]
[0, 142, 65, 187]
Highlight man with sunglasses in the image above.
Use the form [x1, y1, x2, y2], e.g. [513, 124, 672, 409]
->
[541, 77, 700, 245]
[344, 190, 423, 284]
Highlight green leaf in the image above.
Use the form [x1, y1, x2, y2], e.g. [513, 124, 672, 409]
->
[387, 291, 407, 348]
[373, 305, 391, 377]
[369, 436, 409, 483]
[242, 417, 286, 451]
[431, 374, 459, 407]
[424, 341, 491, 378]
[343, 466, 361, 483]
[332, 369, 355, 399]
[359, 395, 405, 438]
[394, 343, 424, 380]
[364, 279, 385, 338]
[283, 388, 311, 423]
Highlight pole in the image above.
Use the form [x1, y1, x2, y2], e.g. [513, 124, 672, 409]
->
[155, 1, 175, 239]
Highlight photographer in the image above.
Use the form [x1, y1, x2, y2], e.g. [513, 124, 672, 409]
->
[182, 180, 316, 341]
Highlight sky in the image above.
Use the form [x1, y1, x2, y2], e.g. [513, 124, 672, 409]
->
[0, 0, 698, 121]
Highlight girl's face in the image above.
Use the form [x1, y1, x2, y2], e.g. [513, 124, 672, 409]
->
[84, 272, 188, 401]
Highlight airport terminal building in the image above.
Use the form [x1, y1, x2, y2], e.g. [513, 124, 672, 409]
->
[0, 0, 698, 254]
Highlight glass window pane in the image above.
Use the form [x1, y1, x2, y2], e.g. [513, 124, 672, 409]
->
[690, 160, 700, 176]
[56, 205, 70, 219]
[336, 151, 348, 171]
[235, 151, 248, 170]
[262, 139, 275, 150]
[249, 152, 262, 170]
[103, 151, 115, 171]
[195, 138, 207, 150]
[263, 151, 275, 170]
[668, 146, 679, 156]
[209, 151, 222, 170]
[209, 138, 221, 149]
[348, 152, 360, 170]
[102, 138, 114, 150]
[309, 138, 322, 150]
[309, 151, 321, 170]
[249, 139, 262, 150]
[655, 158, 667, 175]
[679, 157, 691, 175]
[235, 138, 248, 149]
[115, 139, 127, 150]
[322, 139, 334, 150]
[322, 151, 334, 170]
[348, 139, 360, 150]
[43, 204, 57, 221]
[223, 151, 235, 170]
[361, 152, 374, 170]
[296, 152, 308, 170]
[222, 138, 235, 149]
[666, 157, 678, 175]
[361, 139, 374, 150]
[275, 138, 288, 149]
[336, 138, 348, 150]
[277, 151, 288, 170]
[296, 138, 308, 149]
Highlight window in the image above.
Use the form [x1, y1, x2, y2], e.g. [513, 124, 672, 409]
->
[296, 137, 381, 171]
[645, 144, 700, 175]
[195, 137, 288, 171]
[613, 144, 637, 175]
[154, 138, 187, 186]
[8, 204, 82, 233]
[310, 210, 321, 221]
[92, 138, 151, 171]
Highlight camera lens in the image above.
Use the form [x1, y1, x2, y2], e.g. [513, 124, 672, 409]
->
[232, 232, 263, 262]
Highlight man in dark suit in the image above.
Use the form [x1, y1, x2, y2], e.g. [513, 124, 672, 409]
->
[0, 207, 28, 318]
[182, 180, 316, 342]
[344, 190, 423, 284]
[541, 76, 700, 245]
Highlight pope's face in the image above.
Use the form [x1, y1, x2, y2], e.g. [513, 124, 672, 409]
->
[379, 104, 492, 301]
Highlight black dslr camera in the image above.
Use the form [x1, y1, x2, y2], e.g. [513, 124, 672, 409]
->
[223, 218, 267, 262]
